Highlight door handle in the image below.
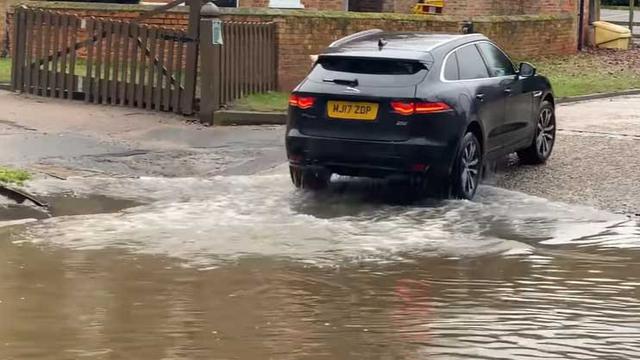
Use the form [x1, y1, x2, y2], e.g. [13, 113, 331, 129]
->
[476, 93, 485, 102]
[504, 88, 513, 95]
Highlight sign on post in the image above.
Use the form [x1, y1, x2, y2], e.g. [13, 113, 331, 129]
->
[212, 19, 223, 45]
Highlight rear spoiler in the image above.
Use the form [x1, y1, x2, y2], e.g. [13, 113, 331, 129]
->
[316, 53, 435, 69]
[328, 29, 384, 48]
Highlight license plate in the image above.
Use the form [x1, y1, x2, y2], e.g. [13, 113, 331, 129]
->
[327, 101, 379, 121]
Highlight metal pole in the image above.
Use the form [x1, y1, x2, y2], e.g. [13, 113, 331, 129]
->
[198, 1, 221, 125]
[578, 0, 585, 51]
[630, 0, 636, 32]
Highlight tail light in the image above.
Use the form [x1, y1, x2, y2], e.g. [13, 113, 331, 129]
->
[390, 101, 415, 116]
[289, 94, 316, 110]
[391, 101, 451, 116]
[415, 102, 451, 114]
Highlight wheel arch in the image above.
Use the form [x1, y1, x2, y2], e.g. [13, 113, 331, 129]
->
[542, 92, 555, 107]
[465, 121, 484, 155]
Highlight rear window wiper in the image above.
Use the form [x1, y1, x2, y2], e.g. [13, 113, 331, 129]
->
[323, 78, 359, 87]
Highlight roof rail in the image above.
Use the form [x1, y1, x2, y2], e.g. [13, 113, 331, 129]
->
[328, 29, 384, 48]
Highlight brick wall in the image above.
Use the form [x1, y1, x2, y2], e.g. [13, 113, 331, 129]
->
[236, 0, 585, 16]
[441, 0, 587, 17]
[303, 0, 345, 10]
[238, 0, 269, 7]
[269, 14, 460, 89]
[6, 3, 578, 91]
[266, 13, 577, 89]
[0, 0, 20, 55]
[391, 0, 416, 13]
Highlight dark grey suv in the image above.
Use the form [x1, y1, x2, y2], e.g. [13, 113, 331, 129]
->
[286, 30, 556, 199]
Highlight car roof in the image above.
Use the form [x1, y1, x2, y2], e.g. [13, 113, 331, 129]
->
[322, 30, 487, 62]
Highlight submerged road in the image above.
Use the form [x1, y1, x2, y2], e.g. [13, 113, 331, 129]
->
[0, 91, 639, 359]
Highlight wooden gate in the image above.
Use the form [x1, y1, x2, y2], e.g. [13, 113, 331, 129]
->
[198, 18, 278, 123]
[11, 6, 194, 114]
[216, 21, 277, 106]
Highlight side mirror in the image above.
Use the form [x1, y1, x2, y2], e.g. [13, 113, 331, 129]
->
[518, 62, 536, 78]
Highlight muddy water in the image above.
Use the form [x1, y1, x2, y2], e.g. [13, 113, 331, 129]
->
[1, 168, 639, 359]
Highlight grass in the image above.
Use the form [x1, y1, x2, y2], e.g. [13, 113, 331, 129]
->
[529, 47, 640, 98]
[0, 57, 154, 85]
[0, 57, 11, 84]
[0, 57, 90, 84]
[0, 167, 31, 186]
[228, 91, 289, 112]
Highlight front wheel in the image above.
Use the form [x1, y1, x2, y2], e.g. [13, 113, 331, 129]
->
[450, 132, 483, 200]
[290, 166, 330, 190]
[518, 100, 556, 164]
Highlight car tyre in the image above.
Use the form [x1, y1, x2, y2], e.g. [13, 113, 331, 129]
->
[290, 166, 330, 190]
[451, 132, 483, 200]
[518, 100, 556, 165]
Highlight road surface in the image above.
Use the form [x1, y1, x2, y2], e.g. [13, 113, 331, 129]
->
[0, 91, 639, 359]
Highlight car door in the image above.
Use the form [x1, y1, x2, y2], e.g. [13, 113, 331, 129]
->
[477, 42, 534, 149]
[454, 43, 506, 155]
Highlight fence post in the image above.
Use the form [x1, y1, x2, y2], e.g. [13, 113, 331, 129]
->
[182, 0, 202, 115]
[630, 0, 636, 32]
[198, 1, 221, 125]
[10, 7, 25, 91]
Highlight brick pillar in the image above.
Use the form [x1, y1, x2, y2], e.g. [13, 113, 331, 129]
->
[441, 0, 472, 16]
[1, 0, 22, 57]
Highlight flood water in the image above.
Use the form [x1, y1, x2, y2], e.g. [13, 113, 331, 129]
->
[1, 167, 639, 359]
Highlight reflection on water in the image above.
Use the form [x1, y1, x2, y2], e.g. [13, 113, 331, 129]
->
[1, 169, 639, 359]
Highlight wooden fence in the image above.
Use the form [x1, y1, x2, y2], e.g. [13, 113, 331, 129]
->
[11, 7, 192, 113]
[198, 19, 278, 123]
[10, 6, 279, 122]
[216, 21, 277, 106]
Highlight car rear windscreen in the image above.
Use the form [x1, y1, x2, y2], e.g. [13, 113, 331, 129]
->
[317, 57, 426, 75]
[308, 56, 429, 88]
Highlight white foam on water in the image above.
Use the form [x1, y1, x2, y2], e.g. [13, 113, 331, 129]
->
[7, 170, 638, 267]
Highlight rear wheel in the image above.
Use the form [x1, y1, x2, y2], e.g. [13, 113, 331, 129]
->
[290, 166, 330, 190]
[518, 100, 556, 164]
[451, 132, 482, 200]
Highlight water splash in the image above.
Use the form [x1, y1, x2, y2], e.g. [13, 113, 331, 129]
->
[4, 170, 635, 267]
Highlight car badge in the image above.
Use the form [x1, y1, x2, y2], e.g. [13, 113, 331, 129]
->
[344, 87, 360, 94]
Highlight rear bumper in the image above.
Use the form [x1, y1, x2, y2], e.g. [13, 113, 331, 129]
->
[286, 129, 457, 178]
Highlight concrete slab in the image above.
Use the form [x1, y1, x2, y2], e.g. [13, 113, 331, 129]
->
[0, 91, 286, 177]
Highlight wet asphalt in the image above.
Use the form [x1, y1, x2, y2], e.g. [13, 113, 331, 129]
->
[496, 96, 640, 216]
[0, 91, 639, 216]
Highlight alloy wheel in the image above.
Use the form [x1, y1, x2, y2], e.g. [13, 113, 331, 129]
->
[536, 108, 555, 159]
[460, 139, 480, 197]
